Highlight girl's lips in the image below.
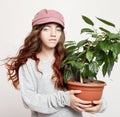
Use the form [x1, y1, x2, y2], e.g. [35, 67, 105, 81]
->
[49, 39, 57, 42]
[49, 38, 56, 40]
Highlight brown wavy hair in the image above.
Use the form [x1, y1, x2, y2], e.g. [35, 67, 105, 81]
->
[5, 24, 66, 90]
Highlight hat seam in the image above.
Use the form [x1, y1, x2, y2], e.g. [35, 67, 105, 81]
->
[32, 17, 64, 27]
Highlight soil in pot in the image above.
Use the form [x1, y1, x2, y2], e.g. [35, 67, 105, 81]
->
[67, 78, 106, 101]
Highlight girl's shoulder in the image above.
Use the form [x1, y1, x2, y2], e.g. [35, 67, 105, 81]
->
[21, 58, 36, 68]
[19, 58, 36, 73]
[26, 58, 35, 64]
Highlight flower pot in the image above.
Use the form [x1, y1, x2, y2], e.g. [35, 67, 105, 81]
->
[67, 79, 106, 101]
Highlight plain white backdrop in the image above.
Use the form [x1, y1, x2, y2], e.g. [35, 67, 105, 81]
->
[0, 0, 120, 117]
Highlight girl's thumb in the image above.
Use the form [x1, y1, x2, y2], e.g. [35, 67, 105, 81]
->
[70, 90, 81, 95]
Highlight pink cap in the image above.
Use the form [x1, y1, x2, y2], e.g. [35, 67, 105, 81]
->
[32, 9, 65, 28]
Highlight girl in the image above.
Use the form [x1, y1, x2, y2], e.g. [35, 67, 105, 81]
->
[5, 9, 106, 117]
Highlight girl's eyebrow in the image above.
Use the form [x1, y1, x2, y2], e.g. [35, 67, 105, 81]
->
[44, 24, 51, 27]
[45, 24, 61, 28]
[43, 25, 50, 28]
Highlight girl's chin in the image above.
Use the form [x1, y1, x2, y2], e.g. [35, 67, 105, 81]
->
[46, 45, 57, 49]
[48, 44, 57, 48]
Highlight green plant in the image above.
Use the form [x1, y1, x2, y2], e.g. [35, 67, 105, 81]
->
[61, 16, 120, 83]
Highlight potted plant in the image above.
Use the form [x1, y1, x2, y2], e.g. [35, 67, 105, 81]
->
[61, 16, 120, 101]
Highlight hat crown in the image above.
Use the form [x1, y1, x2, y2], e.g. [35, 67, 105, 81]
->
[32, 9, 64, 28]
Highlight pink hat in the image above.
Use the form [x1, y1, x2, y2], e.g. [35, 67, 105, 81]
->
[32, 9, 65, 28]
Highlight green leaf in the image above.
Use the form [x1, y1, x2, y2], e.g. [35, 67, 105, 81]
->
[86, 50, 93, 62]
[102, 62, 107, 76]
[107, 53, 114, 76]
[99, 27, 111, 33]
[81, 64, 89, 78]
[77, 50, 86, 58]
[107, 62, 114, 76]
[82, 15, 94, 26]
[102, 55, 114, 77]
[89, 62, 98, 77]
[96, 17, 115, 27]
[108, 33, 120, 39]
[99, 40, 110, 53]
[110, 43, 120, 60]
[66, 45, 77, 52]
[95, 50, 105, 65]
[64, 70, 72, 83]
[81, 28, 94, 34]
[65, 41, 76, 47]
[91, 34, 99, 38]
[77, 39, 88, 48]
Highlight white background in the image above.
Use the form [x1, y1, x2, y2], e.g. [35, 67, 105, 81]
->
[0, 0, 120, 117]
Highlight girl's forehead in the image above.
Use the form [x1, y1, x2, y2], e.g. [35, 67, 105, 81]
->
[44, 23, 61, 27]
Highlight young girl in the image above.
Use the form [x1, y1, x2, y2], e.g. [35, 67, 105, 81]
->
[5, 9, 106, 117]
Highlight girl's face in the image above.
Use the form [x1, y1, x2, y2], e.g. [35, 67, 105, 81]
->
[40, 23, 62, 49]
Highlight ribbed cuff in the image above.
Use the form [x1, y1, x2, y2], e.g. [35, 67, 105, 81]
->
[64, 91, 70, 106]
[99, 97, 107, 113]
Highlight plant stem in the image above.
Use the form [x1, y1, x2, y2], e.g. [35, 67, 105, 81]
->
[80, 77, 83, 83]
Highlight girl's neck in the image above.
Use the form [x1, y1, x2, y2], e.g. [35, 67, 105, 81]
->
[37, 48, 55, 60]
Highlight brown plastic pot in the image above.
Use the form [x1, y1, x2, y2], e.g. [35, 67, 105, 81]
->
[67, 79, 106, 101]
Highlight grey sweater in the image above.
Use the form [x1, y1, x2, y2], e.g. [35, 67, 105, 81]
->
[19, 58, 106, 117]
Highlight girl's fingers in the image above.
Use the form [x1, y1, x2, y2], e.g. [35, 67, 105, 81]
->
[70, 90, 102, 113]
[93, 100, 102, 105]
[79, 99, 92, 105]
[84, 101, 102, 114]
[75, 106, 85, 112]
[84, 106, 98, 114]
[70, 90, 81, 95]
[78, 103, 93, 108]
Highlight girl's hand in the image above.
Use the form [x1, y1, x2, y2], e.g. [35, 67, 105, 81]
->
[84, 100, 102, 114]
[69, 90, 92, 112]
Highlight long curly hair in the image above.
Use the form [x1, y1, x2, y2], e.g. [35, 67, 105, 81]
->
[5, 24, 66, 90]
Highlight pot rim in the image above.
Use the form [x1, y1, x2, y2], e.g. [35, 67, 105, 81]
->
[67, 79, 106, 87]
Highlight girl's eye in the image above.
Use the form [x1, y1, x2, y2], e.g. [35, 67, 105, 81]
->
[43, 27, 50, 31]
[42, 26, 62, 32]
[56, 27, 62, 32]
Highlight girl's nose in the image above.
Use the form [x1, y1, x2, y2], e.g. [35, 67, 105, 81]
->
[51, 29, 56, 36]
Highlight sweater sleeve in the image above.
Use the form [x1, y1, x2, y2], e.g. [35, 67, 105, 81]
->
[99, 97, 107, 113]
[19, 60, 70, 114]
